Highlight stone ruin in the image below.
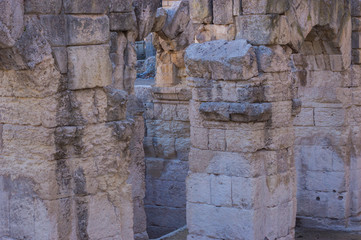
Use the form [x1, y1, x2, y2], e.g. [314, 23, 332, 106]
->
[1, 0, 361, 239]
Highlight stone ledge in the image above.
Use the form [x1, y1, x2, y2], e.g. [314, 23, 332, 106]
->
[199, 102, 272, 122]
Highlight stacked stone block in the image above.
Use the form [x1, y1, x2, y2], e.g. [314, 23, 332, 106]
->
[0, 0, 158, 239]
[137, 86, 191, 238]
[185, 39, 297, 240]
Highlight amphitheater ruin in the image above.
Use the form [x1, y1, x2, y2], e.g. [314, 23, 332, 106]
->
[1, 0, 361, 239]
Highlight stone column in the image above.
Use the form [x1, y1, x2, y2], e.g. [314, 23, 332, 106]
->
[185, 39, 297, 240]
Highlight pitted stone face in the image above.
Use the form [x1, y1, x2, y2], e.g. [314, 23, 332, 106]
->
[185, 39, 259, 80]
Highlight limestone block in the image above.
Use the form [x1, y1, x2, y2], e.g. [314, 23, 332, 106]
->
[0, 0, 23, 48]
[39, 15, 66, 46]
[110, 0, 133, 12]
[232, 176, 265, 210]
[67, 15, 110, 45]
[210, 175, 232, 206]
[236, 15, 290, 45]
[208, 129, 226, 151]
[187, 173, 211, 204]
[295, 126, 348, 146]
[190, 127, 209, 149]
[25, 0, 61, 14]
[265, 127, 294, 150]
[315, 108, 345, 127]
[149, 180, 186, 208]
[187, 203, 254, 239]
[87, 194, 122, 239]
[185, 39, 258, 80]
[146, 205, 186, 229]
[271, 101, 292, 128]
[67, 45, 112, 90]
[0, 97, 57, 128]
[152, 137, 177, 159]
[109, 12, 137, 32]
[2, 125, 55, 160]
[152, 8, 168, 32]
[175, 137, 190, 161]
[189, 0, 212, 23]
[294, 108, 314, 126]
[147, 158, 188, 182]
[295, 146, 338, 172]
[199, 102, 272, 123]
[213, 0, 233, 25]
[64, 0, 110, 13]
[175, 104, 189, 121]
[242, 0, 289, 14]
[196, 24, 236, 43]
[256, 45, 292, 73]
[305, 171, 347, 192]
[190, 148, 264, 177]
[0, 59, 60, 98]
[226, 129, 265, 153]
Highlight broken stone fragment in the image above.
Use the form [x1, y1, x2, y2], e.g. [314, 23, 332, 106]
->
[0, 0, 24, 48]
[152, 8, 168, 32]
[160, 0, 190, 40]
[133, 0, 162, 40]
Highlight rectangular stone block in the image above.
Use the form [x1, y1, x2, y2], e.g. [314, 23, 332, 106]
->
[187, 173, 211, 204]
[225, 129, 265, 153]
[109, 12, 137, 31]
[39, 15, 66, 46]
[210, 175, 232, 206]
[190, 127, 209, 150]
[315, 108, 345, 127]
[67, 45, 112, 90]
[0, 97, 57, 128]
[110, 0, 133, 12]
[213, 0, 233, 24]
[67, 15, 110, 45]
[236, 15, 290, 45]
[187, 203, 254, 239]
[25, 0, 62, 14]
[0, 190, 9, 236]
[242, 0, 289, 14]
[208, 128, 226, 151]
[305, 171, 347, 192]
[189, 0, 213, 23]
[64, 0, 110, 13]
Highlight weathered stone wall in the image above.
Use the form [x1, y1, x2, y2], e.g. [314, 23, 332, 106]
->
[0, 0, 160, 239]
[137, 85, 191, 238]
[138, 2, 193, 237]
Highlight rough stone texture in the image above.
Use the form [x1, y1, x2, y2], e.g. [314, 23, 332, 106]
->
[0, 0, 359, 240]
[67, 15, 110, 45]
[185, 39, 258, 80]
[67, 45, 112, 90]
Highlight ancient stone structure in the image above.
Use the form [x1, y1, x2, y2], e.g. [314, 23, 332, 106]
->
[1, 0, 361, 240]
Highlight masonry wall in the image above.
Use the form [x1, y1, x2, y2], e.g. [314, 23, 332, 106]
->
[0, 0, 160, 239]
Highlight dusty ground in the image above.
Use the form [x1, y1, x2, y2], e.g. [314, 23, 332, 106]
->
[152, 227, 361, 240]
[295, 228, 361, 240]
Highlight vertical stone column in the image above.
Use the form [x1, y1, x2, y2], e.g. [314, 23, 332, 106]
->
[185, 39, 297, 240]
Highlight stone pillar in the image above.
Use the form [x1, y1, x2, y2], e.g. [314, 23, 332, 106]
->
[185, 39, 297, 240]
